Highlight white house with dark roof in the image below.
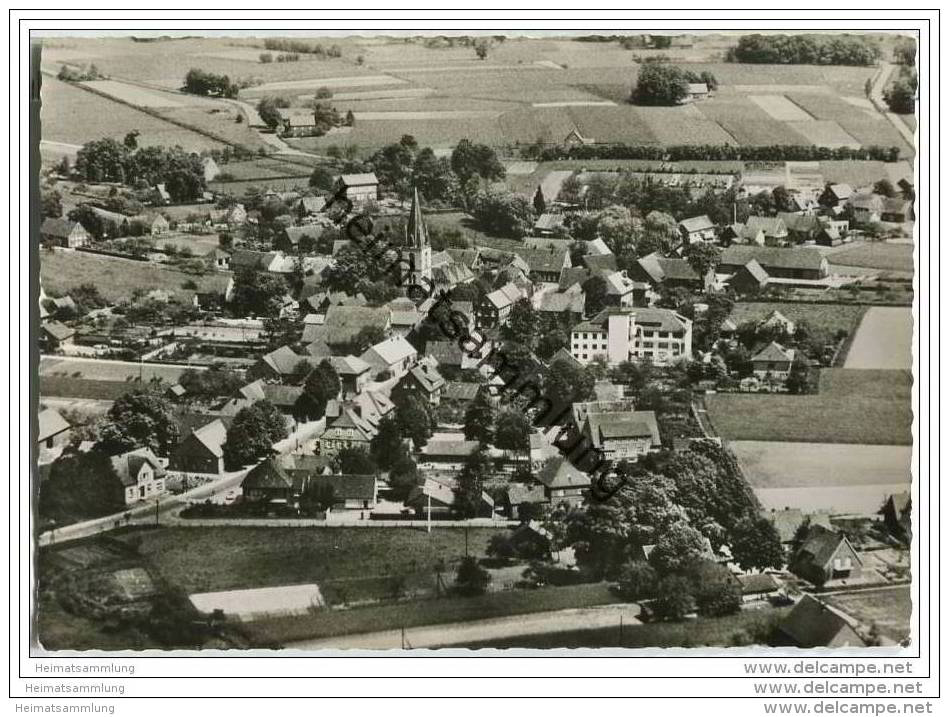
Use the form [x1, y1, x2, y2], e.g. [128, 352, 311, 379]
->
[677, 214, 716, 245]
[478, 282, 526, 327]
[111, 447, 167, 505]
[40, 218, 90, 248]
[570, 307, 692, 367]
[584, 410, 661, 461]
[751, 342, 796, 380]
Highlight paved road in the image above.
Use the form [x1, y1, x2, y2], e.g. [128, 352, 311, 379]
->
[868, 62, 916, 146]
[285, 602, 642, 650]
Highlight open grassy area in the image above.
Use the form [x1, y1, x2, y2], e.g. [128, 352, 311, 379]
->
[465, 606, 790, 649]
[243, 582, 620, 646]
[830, 243, 915, 273]
[39, 249, 229, 303]
[706, 368, 912, 445]
[726, 302, 866, 340]
[39, 375, 145, 400]
[123, 525, 508, 605]
[825, 587, 912, 643]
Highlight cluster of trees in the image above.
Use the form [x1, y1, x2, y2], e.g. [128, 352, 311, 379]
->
[57, 63, 104, 82]
[177, 366, 245, 402]
[367, 135, 457, 203]
[525, 142, 902, 164]
[884, 67, 918, 115]
[259, 52, 300, 63]
[631, 64, 717, 106]
[228, 269, 289, 317]
[726, 34, 881, 66]
[222, 400, 288, 469]
[262, 38, 342, 57]
[183, 68, 240, 98]
[295, 360, 342, 421]
[470, 189, 534, 239]
[73, 138, 208, 201]
[96, 389, 180, 456]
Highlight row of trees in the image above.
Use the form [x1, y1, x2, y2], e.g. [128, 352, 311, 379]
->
[726, 33, 881, 66]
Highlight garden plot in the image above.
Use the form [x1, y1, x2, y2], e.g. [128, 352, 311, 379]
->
[353, 110, 503, 120]
[636, 104, 736, 146]
[251, 74, 407, 92]
[787, 120, 861, 149]
[749, 94, 813, 122]
[81, 80, 184, 107]
[697, 98, 810, 146]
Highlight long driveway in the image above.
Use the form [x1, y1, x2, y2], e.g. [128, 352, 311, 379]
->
[285, 603, 642, 650]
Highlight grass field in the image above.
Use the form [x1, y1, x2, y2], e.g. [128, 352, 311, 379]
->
[465, 606, 790, 649]
[39, 375, 146, 400]
[725, 302, 866, 340]
[41, 75, 226, 152]
[825, 587, 912, 643]
[39, 357, 195, 383]
[244, 582, 620, 646]
[38, 249, 228, 303]
[123, 525, 509, 605]
[830, 243, 915, 273]
[706, 368, 913, 445]
[844, 307, 914, 370]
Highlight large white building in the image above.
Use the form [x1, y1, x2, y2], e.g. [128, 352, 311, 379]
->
[570, 308, 692, 367]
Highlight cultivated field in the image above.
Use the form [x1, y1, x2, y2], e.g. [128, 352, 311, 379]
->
[730, 440, 911, 514]
[706, 368, 913, 445]
[725, 302, 867, 340]
[830, 243, 915, 273]
[39, 357, 194, 383]
[844, 307, 914, 370]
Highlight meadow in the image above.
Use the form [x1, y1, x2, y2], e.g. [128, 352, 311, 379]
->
[725, 301, 866, 339]
[830, 243, 915, 273]
[825, 587, 912, 643]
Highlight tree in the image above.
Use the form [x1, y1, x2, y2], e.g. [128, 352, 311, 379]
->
[494, 409, 531, 464]
[543, 357, 596, 408]
[337, 446, 377, 475]
[884, 77, 917, 114]
[39, 452, 126, 524]
[730, 516, 786, 572]
[872, 179, 897, 198]
[299, 359, 341, 420]
[652, 575, 696, 621]
[640, 210, 679, 255]
[41, 188, 63, 218]
[533, 186, 547, 215]
[257, 97, 285, 130]
[785, 356, 813, 395]
[470, 189, 533, 238]
[473, 39, 491, 61]
[502, 298, 539, 348]
[97, 389, 179, 455]
[684, 559, 742, 617]
[450, 139, 505, 185]
[229, 269, 288, 317]
[412, 148, 453, 202]
[368, 141, 415, 199]
[75, 138, 130, 183]
[395, 393, 435, 449]
[616, 560, 658, 601]
[683, 242, 721, 277]
[350, 325, 386, 355]
[369, 415, 404, 470]
[454, 556, 491, 596]
[582, 275, 609, 317]
[221, 400, 287, 469]
[388, 452, 421, 499]
[300, 481, 337, 515]
[632, 64, 689, 106]
[463, 390, 496, 444]
[648, 520, 709, 574]
[454, 448, 493, 518]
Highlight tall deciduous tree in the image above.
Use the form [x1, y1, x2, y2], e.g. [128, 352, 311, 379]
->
[730, 516, 786, 572]
[97, 389, 180, 455]
[463, 389, 496, 444]
[222, 400, 288, 469]
[395, 393, 435, 449]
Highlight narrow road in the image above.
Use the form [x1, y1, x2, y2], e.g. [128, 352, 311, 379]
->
[285, 602, 642, 650]
[868, 62, 916, 146]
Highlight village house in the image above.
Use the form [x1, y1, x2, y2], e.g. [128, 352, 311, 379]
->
[685, 82, 710, 102]
[360, 335, 418, 380]
[478, 282, 527, 328]
[111, 447, 167, 505]
[583, 409, 662, 461]
[296, 195, 327, 218]
[405, 476, 494, 519]
[537, 286, 585, 320]
[40, 218, 90, 248]
[37, 408, 71, 451]
[744, 215, 789, 246]
[133, 213, 170, 236]
[516, 248, 571, 283]
[241, 456, 377, 511]
[209, 248, 231, 271]
[751, 341, 796, 380]
[789, 524, 864, 586]
[570, 307, 692, 367]
[677, 214, 716, 246]
[307, 305, 391, 350]
[318, 392, 394, 457]
[415, 438, 481, 471]
[848, 193, 885, 224]
[719, 222, 764, 247]
[776, 595, 866, 648]
[169, 418, 228, 476]
[819, 183, 854, 208]
[398, 359, 446, 406]
[327, 355, 371, 398]
[275, 225, 326, 253]
[631, 253, 715, 293]
[882, 197, 914, 223]
[533, 213, 566, 237]
[536, 456, 591, 506]
[40, 321, 75, 351]
[507, 483, 550, 521]
[334, 173, 379, 205]
[719, 245, 829, 281]
[734, 573, 783, 603]
[581, 252, 618, 274]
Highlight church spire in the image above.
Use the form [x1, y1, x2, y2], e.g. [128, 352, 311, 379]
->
[406, 187, 428, 249]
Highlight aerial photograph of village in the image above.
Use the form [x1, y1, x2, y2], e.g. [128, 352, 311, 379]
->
[33, 30, 916, 651]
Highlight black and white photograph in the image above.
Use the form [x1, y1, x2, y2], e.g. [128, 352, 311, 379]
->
[29, 26, 921, 655]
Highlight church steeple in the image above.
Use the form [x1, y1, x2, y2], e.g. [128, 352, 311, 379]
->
[406, 187, 428, 249]
[403, 187, 432, 284]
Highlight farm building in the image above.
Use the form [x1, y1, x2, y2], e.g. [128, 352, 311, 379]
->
[478, 282, 526, 327]
[111, 447, 167, 505]
[40, 321, 75, 351]
[719, 245, 828, 280]
[40, 218, 90, 248]
[360, 335, 418, 379]
[334, 173, 379, 204]
[405, 477, 494, 519]
[241, 455, 377, 511]
[583, 409, 662, 462]
[169, 418, 228, 476]
[678, 215, 716, 245]
[751, 342, 796, 380]
[37, 408, 71, 450]
[327, 355, 372, 398]
[776, 595, 866, 648]
[632, 252, 715, 293]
